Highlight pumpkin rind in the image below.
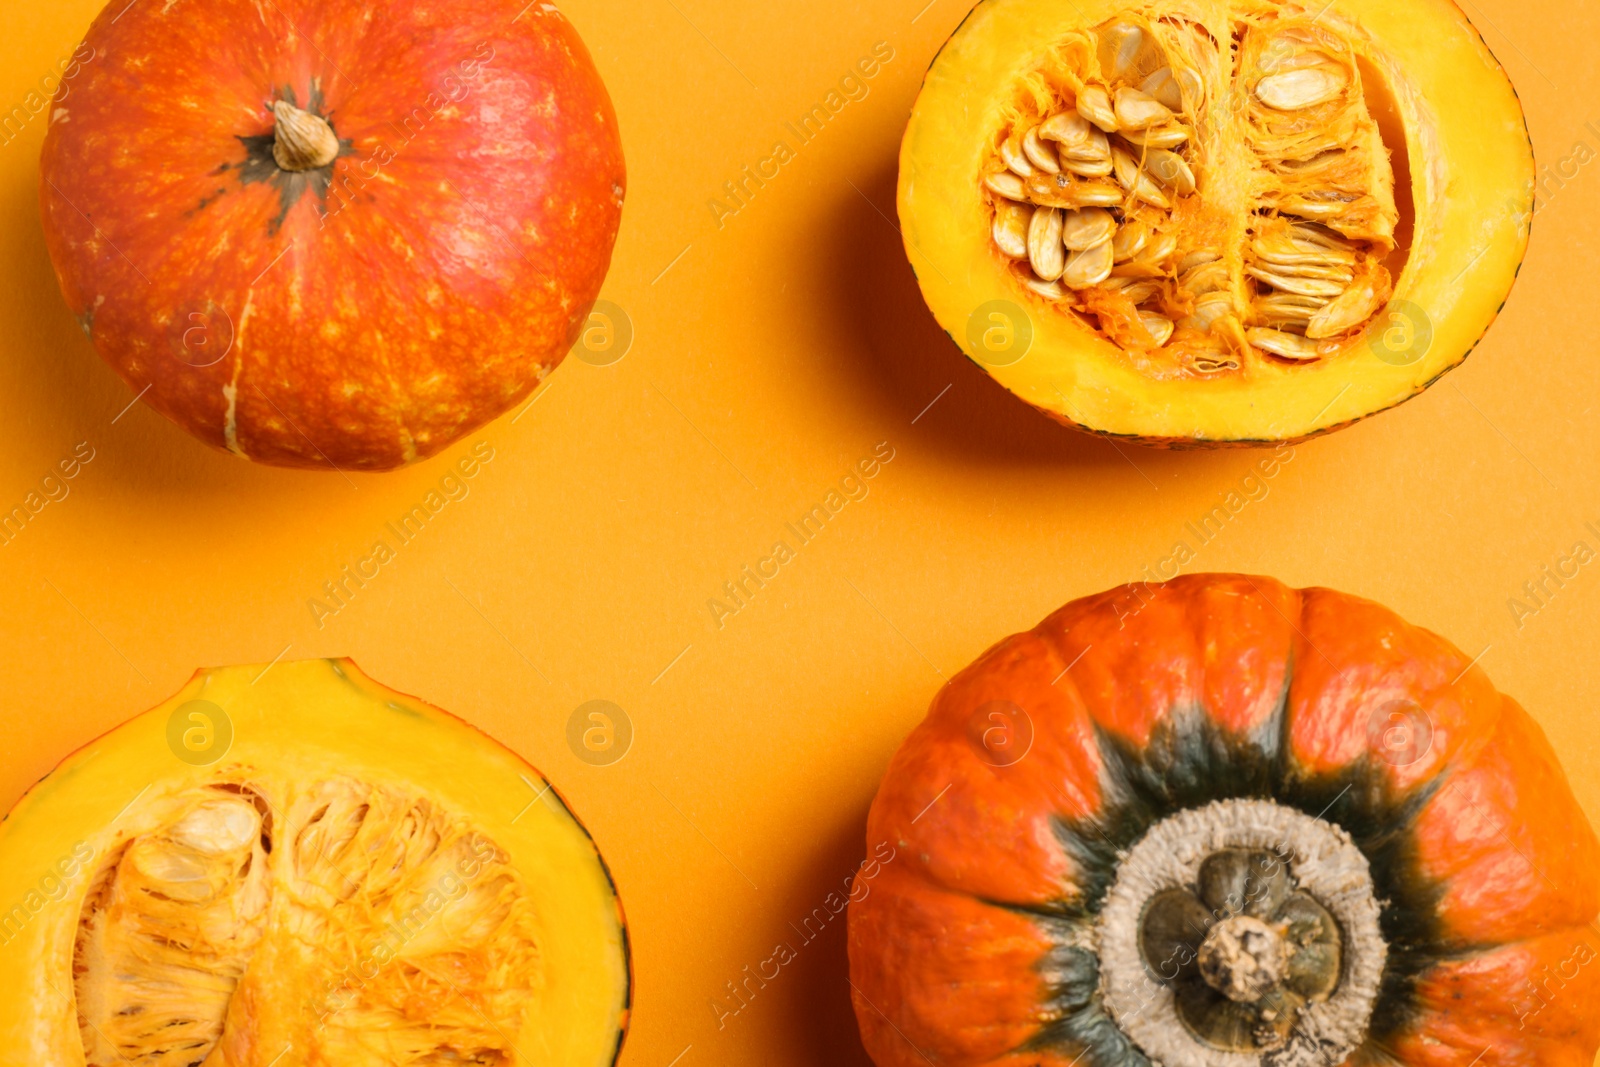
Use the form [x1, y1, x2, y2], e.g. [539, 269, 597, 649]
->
[898, 0, 1532, 444]
[848, 574, 1600, 1067]
[40, 0, 626, 470]
[0, 658, 630, 1066]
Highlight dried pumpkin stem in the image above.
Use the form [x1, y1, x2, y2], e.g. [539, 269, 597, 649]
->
[1197, 913, 1286, 1002]
[1096, 799, 1386, 1067]
[271, 100, 339, 171]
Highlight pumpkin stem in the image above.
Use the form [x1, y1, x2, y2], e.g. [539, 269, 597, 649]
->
[271, 101, 339, 171]
[1097, 799, 1387, 1067]
[1197, 914, 1285, 1003]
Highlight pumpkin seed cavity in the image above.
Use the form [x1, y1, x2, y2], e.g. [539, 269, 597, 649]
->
[73, 778, 541, 1066]
[983, 4, 1400, 377]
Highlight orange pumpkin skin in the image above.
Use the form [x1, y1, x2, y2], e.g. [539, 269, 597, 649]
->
[40, 0, 624, 470]
[849, 575, 1600, 1067]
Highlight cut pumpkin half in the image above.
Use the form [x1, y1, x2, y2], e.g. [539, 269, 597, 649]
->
[0, 659, 630, 1067]
[900, 0, 1532, 443]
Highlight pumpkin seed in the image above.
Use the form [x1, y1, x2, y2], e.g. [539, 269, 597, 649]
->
[1058, 126, 1112, 162]
[984, 171, 1027, 200]
[1254, 293, 1325, 326]
[1023, 276, 1067, 300]
[1278, 191, 1359, 220]
[1100, 22, 1148, 82]
[1070, 180, 1127, 207]
[1289, 222, 1358, 252]
[1119, 124, 1190, 149]
[1028, 206, 1067, 280]
[1112, 219, 1151, 261]
[1138, 231, 1179, 266]
[1000, 135, 1034, 178]
[1256, 66, 1348, 111]
[992, 200, 1033, 258]
[1064, 240, 1115, 287]
[1023, 173, 1085, 208]
[1176, 68, 1204, 110]
[1103, 277, 1162, 303]
[1139, 312, 1175, 346]
[1248, 327, 1322, 360]
[1147, 149, 1196, 194]
[1113, 259, 1166, 280]
[1140, 66, 1184, 112]
[1022, 126, 1060, 174]
[1180, 260, 1229, 294]
[1062, 207, 1117, 250]
[1039, 111, 1093, 150]
[1252, 231, 1357, 267]
[1244, 266, 1346, 299]
[1112, 146, 1171, 209]
[1262, 260, 1355, 283]
[1114, 87, 1175, 130]
[1023, 172, 1123, 208]
[1062, 155, 1116, 178]
[1305, 277, 1386, 338]
[1184, 291, 1235, 332]
[1176, 250, 1219, 273]
[1076, 85, 1119, 132]
[1274, 150, 1348, 178]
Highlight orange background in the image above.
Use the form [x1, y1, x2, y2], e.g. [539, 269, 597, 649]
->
[1, 0, 1598, 1064]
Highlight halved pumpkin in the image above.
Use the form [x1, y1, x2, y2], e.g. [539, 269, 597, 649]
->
[900, 0, 1532, 444]
[0, 659, 630, 1066]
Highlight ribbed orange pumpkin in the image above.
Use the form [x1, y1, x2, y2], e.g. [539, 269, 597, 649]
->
[849, 574, 1600, 1067]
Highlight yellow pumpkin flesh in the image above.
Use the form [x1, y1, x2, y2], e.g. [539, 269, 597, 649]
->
[0, 659, 629, 1067]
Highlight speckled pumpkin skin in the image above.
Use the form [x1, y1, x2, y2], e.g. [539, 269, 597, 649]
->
[40, 0, 625, 470]
[849, 574, 1600, 1067]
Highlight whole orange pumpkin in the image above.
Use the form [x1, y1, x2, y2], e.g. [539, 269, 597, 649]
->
[40, 0, 625, 470]
[849, 574, 1600, 1067]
